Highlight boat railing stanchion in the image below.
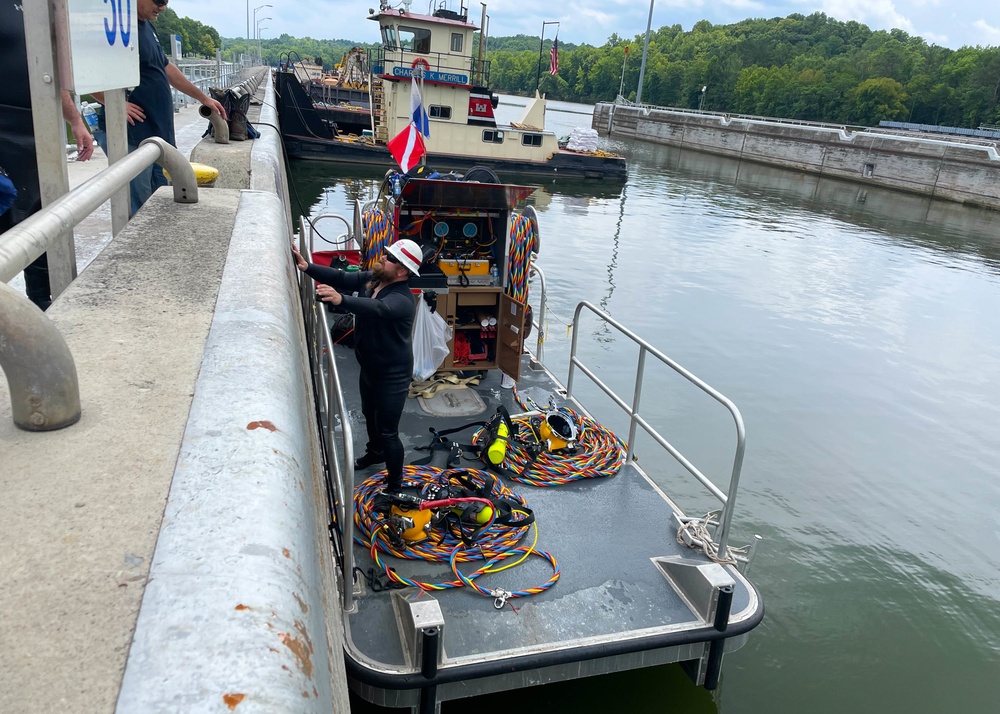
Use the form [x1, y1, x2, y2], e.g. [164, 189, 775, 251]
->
[741, 534, 764, 576]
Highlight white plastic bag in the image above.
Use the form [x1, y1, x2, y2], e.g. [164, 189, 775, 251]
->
[412, 300, 452, 381]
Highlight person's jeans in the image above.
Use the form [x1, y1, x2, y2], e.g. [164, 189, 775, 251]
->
[93, 128, 168, 217]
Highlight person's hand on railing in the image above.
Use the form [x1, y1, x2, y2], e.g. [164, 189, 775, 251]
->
[316, 284, 343, 306]
[203, 97, 228, 121]
[290, 245, 308, 271]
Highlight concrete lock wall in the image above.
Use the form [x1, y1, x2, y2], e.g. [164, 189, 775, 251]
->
[595, 103, 1000, 210]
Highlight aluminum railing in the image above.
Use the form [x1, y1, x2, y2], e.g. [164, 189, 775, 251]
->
[172, 60, 243, 111]
[0, 138, 198, 431]
[296, 215, 358, 613]
[565, 301, 747, 557]
[609, 97, 869, 133]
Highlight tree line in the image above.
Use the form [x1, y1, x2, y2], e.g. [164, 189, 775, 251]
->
[489, 14, 1000, 128]
[178, 10, 998, 128]
[153, 9, 220, 58]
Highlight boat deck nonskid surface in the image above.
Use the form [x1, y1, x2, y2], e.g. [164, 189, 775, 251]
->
[334, 346, 757, 670]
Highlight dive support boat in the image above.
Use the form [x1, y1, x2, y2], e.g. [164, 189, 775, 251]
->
[295, 169, 763, 711]
[276, 1, 627, 181]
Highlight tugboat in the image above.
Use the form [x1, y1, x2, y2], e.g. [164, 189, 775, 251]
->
[296, 168, 763, 710]
[275, 1, 627, 180]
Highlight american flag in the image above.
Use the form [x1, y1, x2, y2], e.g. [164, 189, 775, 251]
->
[549, 37, 559, 76]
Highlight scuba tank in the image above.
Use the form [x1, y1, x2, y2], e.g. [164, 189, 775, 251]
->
[485, 418, 510, 466]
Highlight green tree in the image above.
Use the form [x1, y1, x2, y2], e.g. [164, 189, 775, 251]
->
[847, 77, 908, 125]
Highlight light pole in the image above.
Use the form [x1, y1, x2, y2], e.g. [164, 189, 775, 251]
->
[253, 5, 272, 66]
[699, 85, 707, 111]
[257, 22, 270, 66]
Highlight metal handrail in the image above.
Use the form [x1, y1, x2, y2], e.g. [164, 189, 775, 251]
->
[0, 139, 197, 283]
[297, 218, 357, 613]
[565, 301, 747, 556]
[527, 264, 546, 366]
[0, 138, 198, 432]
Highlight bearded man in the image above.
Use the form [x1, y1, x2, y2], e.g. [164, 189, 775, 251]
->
[292, 239, 423, 493]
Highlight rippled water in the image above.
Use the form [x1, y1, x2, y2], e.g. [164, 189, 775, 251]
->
[291, 98, 1000, 713]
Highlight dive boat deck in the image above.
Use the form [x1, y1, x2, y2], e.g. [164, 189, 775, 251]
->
[330, 345, 763, 708]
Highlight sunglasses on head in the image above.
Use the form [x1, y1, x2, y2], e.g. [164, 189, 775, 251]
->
[385, 252, 400, 264]
[154, 0, 168, 7]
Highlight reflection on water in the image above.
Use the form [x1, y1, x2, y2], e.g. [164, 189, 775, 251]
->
[620, 141, 1000, 274]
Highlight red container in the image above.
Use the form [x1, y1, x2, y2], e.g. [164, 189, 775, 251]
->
[313, 250, 361, 267]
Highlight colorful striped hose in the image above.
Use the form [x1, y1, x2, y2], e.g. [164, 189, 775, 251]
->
[506, 213, 536, 304]
[361, 207, 394, 269]
[352, 465, 559, 598]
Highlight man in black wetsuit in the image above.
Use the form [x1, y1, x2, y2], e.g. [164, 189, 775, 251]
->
[292, 239, 423, 493]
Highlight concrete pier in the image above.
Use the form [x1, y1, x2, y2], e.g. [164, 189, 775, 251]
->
[1, 72, 351, 713]
[595, 103, 1000, 210]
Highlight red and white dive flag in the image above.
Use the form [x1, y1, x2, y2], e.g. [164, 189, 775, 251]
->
[388, 124, 426, 173]
[549, 37, 559, 76]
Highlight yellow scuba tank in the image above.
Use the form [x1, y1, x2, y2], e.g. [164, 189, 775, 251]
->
[485, 419, 509, 466]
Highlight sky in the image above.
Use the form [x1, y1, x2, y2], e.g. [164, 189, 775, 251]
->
[169, 0, 999, 51]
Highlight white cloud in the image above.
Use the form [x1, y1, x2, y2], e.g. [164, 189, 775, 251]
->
[972, 19, 1000, 44]
[920, 31, 949, 45]
[820, 0, 915, 33]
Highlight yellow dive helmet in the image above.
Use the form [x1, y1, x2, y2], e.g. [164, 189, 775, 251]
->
[538, 410, 578, 452]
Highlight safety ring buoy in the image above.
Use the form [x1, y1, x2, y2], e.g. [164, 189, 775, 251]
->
[411, 57, 430, 72]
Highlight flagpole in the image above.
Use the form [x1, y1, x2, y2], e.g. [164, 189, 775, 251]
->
[535, 21, 559, 94]
[636, 0, 655, 105]
[419, 68, 426, 167]
[618, 46, 628, 99]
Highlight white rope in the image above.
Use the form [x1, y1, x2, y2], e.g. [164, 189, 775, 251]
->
[676, 510, 750, 565]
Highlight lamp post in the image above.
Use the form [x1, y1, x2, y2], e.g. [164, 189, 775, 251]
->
[257, 22, 270, 66]
[535, 21, 559, 94]
[253, 5, 272, 66]
[699, 85, 707, 111]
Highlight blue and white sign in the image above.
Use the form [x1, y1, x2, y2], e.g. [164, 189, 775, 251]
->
[67, 0, 139, 93]
[392, 66, 469, 85]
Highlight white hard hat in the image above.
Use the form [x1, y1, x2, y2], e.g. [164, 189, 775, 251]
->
[386, 239, 422, 276]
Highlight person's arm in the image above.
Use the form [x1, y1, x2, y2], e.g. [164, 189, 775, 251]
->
[90, 90, 147, 126]
[164, 63, 228, 119]
[61, 90, 94, 161]
[340, 287, 414, 320]
[304, 262, 369, 292]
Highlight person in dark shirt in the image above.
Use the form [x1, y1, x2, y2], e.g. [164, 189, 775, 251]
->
[92, 0, 226, 216]
[0, 0, 94, 310]
[292, 240, 423, 493]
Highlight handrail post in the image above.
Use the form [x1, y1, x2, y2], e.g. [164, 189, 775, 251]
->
[0, 283, 81, 431]
[627, 347, 646, 461]
[138, 137, 199, 204]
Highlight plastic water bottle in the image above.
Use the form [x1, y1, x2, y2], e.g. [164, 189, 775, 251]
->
[82, 103, 99, 130]
[490, 264, 499, 286]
